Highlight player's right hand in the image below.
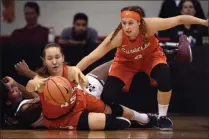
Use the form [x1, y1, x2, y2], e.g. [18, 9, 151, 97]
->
[26, 76, 50, 93]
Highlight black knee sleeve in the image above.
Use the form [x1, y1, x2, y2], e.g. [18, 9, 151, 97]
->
[101, 76, 125, 104]
[109, 103, 123, 117]
[77, 111, 89, 130]
[105, 114, 130, 130]
[151, 64, 172, 92]
[77, 112, 130, 131]
[130, 72, 151, 93]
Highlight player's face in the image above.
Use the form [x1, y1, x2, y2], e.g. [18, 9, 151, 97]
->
[44, 47, 64, 76]
[121, 18, 140, 38]
[7, 86, 22, 104]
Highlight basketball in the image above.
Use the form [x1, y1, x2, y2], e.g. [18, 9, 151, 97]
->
[43, 76, 76, 107]
[175, 35, 193, 63]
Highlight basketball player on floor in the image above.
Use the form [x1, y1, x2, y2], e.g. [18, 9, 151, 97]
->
[4, 43, 157, 130]
[12, 33, 191, 129]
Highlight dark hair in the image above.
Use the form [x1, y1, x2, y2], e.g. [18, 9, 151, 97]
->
[0, 82, 19, 127]
[109, 6, 148, 46]
[36, 43, 64, 77]
[178, 0, 194, 12]
[73, 13, 88, 23]
[0, 82, 9, 105]
[24, 2, 40, 16]
[138, 6, 145, 18]
[178, 0, 206, 19]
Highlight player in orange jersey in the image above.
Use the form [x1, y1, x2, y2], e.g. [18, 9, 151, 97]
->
[25, 43, 158, 130]
[76, 6, 208, 130]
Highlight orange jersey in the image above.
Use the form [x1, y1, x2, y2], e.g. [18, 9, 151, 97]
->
[40, 64, 105, 130]
[109, 31, 167, 91]
[114, 30, 160, 63]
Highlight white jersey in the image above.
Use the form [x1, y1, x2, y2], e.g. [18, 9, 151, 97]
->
[78, 74, 104, 99]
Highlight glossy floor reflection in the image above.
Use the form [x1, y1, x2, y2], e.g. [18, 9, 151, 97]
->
[1, 116, 208, 138]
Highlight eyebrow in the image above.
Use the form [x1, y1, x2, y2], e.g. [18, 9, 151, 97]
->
[47, 54, 61, 57]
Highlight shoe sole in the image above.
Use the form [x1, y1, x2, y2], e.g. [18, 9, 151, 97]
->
[160, 128, 173, 131]
[116, 117, 131, 128]
[153, 126, 173, 131]
[137, 121, 147, 126]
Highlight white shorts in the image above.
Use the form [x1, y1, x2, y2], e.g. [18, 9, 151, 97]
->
[78, 74, 104, 99]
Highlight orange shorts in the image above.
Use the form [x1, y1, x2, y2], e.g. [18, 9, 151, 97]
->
[109, 49, 167, 92]
[42, 90, 105, 130]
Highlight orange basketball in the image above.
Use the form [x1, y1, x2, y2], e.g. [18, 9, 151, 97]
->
[43, 76, 76, 107]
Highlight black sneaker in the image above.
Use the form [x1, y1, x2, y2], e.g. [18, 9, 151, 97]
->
[157, 116, 173, 130]
[147, 113, 158, 127]
[115, 117, 131, 130]
[140, 113, 158, 128]
[131, 113, 158, 128]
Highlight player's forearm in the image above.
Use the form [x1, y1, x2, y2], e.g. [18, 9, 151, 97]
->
[25, 69, 37, 79]
[25, 80, 37, 93]
[16, 82, 38, 98]
[88, 60, 113, 81]
[179, 15, 208, 26]
[76, 56, 96, 71]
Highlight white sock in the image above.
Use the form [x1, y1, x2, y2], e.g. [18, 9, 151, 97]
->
[132, 110, 150, 125]
[158, 104, 169, 117]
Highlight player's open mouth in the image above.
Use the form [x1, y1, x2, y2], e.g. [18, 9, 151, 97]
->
[126, 31, 131, 34]
[52, 66, 58, 69]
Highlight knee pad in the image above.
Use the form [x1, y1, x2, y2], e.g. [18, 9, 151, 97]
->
[101, 76, 124, 104]
[105, 114, 131, 130]
[77, 111, 89, 130]
[130, 72, 151, 92]
[151, 64, 172, 92]
[109, 103, 123, 117]
[77, 112, 131, 131]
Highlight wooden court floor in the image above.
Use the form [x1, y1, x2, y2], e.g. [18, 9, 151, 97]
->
[1, 116, 208, 139]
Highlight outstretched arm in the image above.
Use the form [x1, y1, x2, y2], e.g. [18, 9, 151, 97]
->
[26, 76, 49, 93]
[16, 81, 38, 99]
[88, 60, 113, 82]
[76, 30, 122, 71]
[145, 15, 208, 36]
[15, 60, 37, 79]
